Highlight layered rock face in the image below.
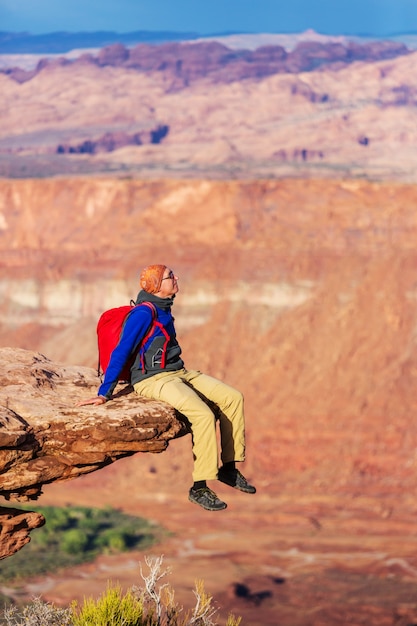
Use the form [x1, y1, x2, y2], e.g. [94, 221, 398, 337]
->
[0, 347, 185, 559]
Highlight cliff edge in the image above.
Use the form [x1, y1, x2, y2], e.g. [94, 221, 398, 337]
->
[0, 347, 186, 559]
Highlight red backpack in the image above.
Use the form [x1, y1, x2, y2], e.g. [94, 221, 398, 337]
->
[97, 301, 161, 382]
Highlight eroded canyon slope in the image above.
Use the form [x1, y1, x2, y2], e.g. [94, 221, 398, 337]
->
[2, 175, 417, 489]
[2, 175, 417, 624]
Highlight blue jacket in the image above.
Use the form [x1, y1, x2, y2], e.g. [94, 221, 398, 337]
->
[98, 291, 184, 399]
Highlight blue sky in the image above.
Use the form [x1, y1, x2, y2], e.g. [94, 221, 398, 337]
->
[0, 0, 416, 37]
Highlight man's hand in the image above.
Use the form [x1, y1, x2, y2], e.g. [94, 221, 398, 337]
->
[76, 396, 107, 407]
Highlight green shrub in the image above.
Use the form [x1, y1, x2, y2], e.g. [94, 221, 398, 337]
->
[0, 506, 164, 584]
[71, 584, 145, 626]
[95, 528, 128, 552]
[60, 529, 89, 554]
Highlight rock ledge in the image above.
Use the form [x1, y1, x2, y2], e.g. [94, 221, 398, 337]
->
[0, 347, 186, 559]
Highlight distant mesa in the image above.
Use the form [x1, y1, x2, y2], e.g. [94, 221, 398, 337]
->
[0, 38, 410, 86]
[0, 33, 415, 180]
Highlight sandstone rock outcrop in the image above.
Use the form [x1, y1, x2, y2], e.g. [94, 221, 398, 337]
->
[2, 39, 409, 85]
[1, 43, 416, 180]
[0, 347, 186, 559]
[0, 507, 45, 560]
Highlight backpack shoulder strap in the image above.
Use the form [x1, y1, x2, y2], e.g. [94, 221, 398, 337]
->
[138, 301, 157, 319]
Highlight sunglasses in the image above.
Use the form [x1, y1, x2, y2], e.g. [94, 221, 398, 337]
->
[162, 271, 175, 281]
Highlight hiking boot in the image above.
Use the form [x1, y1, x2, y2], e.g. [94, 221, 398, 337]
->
[218, 467, 257, 494]
[188, 486, 227, 511]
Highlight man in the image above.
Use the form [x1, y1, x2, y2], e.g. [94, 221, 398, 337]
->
[77, 264, 256, 511]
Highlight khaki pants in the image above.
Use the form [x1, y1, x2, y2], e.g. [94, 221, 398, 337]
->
[134, 368, 246, 482]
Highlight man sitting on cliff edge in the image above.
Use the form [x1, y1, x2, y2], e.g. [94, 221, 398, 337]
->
[77, 264, 256, 511]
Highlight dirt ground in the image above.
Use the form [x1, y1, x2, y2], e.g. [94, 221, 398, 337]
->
[6, 439, 417, 626]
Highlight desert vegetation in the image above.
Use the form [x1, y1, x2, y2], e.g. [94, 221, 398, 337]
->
[0, 506, 165, 584]
[1, 556, 241, 626]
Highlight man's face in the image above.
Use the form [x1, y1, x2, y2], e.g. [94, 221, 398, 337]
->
[157, 268, 179, 298]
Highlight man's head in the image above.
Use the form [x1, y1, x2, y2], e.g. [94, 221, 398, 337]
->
[140, 264, 179, 297]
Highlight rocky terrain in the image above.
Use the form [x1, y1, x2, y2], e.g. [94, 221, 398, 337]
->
[0, 38, 416, 180]
[2, 38, 409, 86]
[0, 347, 185, 559]
[1, 35, 417, 625]
[0, 348, 183, 505]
